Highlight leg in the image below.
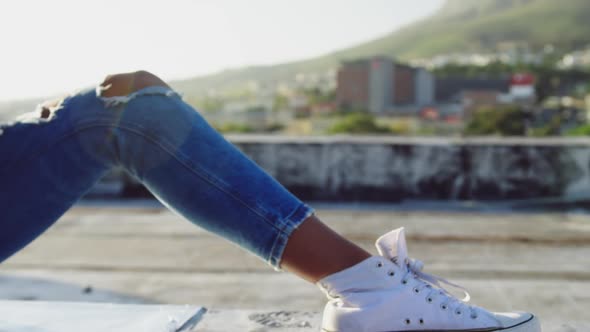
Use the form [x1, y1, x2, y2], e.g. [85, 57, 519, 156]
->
[0, 71, 368, 278]
[0, 93, 115, 262]
[99, 71, 372, 281]
[97, 71, 370, 280]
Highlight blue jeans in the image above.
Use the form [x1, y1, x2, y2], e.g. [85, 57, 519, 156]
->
[0, 86, 314, 269]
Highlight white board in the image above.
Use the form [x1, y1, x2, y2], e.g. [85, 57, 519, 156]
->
[0, 300, 205, 332]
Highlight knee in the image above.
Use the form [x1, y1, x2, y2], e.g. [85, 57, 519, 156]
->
[99, 70, 170, 98]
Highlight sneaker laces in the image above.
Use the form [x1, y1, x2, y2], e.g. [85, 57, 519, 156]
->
[376, 227, 479, 319]
[399, 257, 478, 318]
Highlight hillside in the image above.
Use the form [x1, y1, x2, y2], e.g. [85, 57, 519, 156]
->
[171, 0, 590, 95]
[342, 0, 590, 59]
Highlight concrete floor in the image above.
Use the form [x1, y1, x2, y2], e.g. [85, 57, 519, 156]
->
[0, 202, 588, 331]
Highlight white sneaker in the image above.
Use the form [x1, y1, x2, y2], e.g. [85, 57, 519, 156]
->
[317, 227, 541, 332]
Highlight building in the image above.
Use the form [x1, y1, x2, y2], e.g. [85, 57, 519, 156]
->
[509, 73, 536, 103]
[434, 77, 511, 103]
[336, 59, 370, 111]
[436, 74, 536, 117]
[415, 68, 435, 106]
[336, 57, 434, 114]
[337, 56, 537, 122]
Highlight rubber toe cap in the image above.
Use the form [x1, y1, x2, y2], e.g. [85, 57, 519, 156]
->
[493, 312, 540, 331]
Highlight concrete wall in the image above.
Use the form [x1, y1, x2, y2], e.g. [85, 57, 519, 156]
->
[228, 135, 590, 202]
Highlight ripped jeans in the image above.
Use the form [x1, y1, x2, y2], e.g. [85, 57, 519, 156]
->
[0, 86, 314, 269]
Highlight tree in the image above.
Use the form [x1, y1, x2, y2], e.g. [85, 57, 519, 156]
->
[530, 115, 563, 137]
[214, 123, 253, 133]
[566, 124, 590, 136]
[327, 113, 390, 134]
[464, 106, 528, 136]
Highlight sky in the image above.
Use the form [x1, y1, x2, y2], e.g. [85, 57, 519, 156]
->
[0, 0, 444, 101]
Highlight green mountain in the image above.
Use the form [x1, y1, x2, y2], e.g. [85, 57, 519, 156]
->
[348, 0, 590, 59]
[174, 0, 590, 95]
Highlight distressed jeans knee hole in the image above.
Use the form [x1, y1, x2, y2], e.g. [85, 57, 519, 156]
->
[96, 84, 183, 109]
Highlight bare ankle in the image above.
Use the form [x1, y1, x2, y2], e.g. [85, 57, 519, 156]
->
[281, 215, 371, 283]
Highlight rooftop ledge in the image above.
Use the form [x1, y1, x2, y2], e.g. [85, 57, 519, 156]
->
[0, 301, 587, 332]
[226, 134, 590, 146]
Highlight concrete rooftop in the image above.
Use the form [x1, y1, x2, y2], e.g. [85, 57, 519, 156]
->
[0, 201, 588, 331]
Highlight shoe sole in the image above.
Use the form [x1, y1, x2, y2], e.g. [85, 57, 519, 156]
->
[322, 314, 540, 332]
